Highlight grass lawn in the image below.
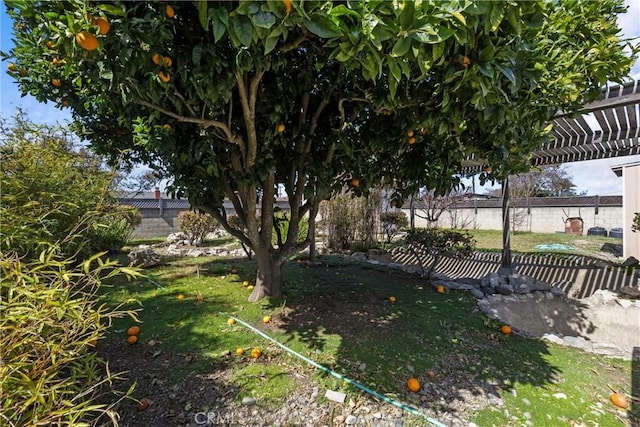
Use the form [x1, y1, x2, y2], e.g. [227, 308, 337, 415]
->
[99, 250, 636, 425]
[468, 229, 623, 260]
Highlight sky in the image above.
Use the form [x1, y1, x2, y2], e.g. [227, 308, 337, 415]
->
[1, 1, 640, 195]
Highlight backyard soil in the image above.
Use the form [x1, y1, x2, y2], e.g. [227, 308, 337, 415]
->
[96, 256, 637, 427]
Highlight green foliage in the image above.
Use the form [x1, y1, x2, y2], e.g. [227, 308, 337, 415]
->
[4, 0, 636, 297]
[0, 248, 140, 426]
[0, 113, 118, 260]
[404, 228, 476, 277]
[632, 212, 640, 233]
[86, 205, 142, 253]
[320, 191, 382, 251]
[177, 210, 219, 246]
[380, 211, 409, 243]
[272, 210, 308, 247]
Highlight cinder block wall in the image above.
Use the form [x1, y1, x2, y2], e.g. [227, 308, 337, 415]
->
[404, 206, 623, 234]
[130, 208, 184, 239]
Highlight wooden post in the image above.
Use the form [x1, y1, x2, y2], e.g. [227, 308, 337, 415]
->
[500, 177, 512, 274]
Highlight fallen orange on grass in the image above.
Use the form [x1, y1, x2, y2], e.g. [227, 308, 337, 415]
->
[126, 335, 138, 345]
[389, 296, 396, 303]
[127, 326, 140, 336]
[610, 392, 628, 409]
[235, 347, 245, 356]
[407, 377, 420, 392]
[176, 293, 185, 300]
[436, 285, 445, 294]
[263, 315, 271, 323]
[251, 348, 262, 358]
[227, 318, 236, 325]
[501, 325, 512, 335]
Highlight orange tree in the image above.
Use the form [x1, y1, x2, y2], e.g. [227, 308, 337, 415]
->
[4, 0, 636, 300]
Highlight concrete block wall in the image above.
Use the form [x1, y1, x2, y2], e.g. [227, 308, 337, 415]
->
[406, 206, 623, 235]
[130, 208, 183, 239]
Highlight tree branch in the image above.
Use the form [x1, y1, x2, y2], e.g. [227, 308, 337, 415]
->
[338, 97, 370, 130]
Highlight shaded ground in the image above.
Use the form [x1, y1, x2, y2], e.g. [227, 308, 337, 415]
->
[97, 257, 635, 426]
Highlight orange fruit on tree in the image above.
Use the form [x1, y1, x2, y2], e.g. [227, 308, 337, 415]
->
[389, 296, 396, 303]
[46, 40, 55, 48]
[501, 325, 512, 335]
[461, 55, 471, 68]
[351, 178, 360, 188]
[51, 79, 62, 87]
[126, 335, 138, 345]
[92, 17, 110, 35]
[158, 71, 171, 83]
[152, 53, 163, 65]
[61, 100, 69, 107]
[251, 348, 262, 358]
[406, 130, 414, 137]
[610, 392, 628, 409]
[436, 285, 445, 294]
[127, 326, 141, 336]
[19, 68, 28, 77]
[227, 318, 236, 325]
[407, 377, 420, 392]
[162, 56, 173, 67]
[76, 31, 98, 51]
[166, 5, 175, 18]
[235, 347, 245, 356]
[7, 63, 17, 72]
[408, 137, 416, 145]
[277, 123, 285, 133]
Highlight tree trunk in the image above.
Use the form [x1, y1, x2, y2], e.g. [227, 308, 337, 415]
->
[248, 250, 285, 301]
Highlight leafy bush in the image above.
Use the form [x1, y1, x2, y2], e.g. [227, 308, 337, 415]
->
[86, 205, 142, 253]
[0, 248, 140, 426]
[380, 211, 409, 243]
[0, 113, 116, 260]
[320, 191, 382, 251]
[404, 228, 476, 278]
[177, 210, 219, 246]
[272, 210, 308, 247]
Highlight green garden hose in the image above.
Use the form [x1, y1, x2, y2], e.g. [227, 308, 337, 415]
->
[221, 312, 447, 427]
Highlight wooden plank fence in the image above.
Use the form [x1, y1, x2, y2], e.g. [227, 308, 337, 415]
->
[391, 247, 639, 299]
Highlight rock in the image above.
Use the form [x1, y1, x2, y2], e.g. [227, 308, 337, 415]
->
[166, 232, 188, 244]
[549, 287, 565, 297]
[616, 299, 634, 308]
[619, 285, 640, 298]
[622, 256, 640, 267]
[481, 272, 501, 288]
[128, 247, 162, 267]
[241, 397, 257, 406]
[345, 414, 358, 425]
[470, 288, 485, 299]
[553, 393, 567, 399]
[350, 252, 367, 261]
[563, 336, 590, 351]
[495, 285, 514, 295]
[541, 334, 564, 345]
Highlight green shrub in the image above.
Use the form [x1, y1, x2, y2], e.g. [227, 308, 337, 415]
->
[86, 205, 142, 253]
[380, 211, 409, 243]
[0, 113, 115, 260]
[404, 228, 476, 277]
[0, 248, 140, 426]
[272, 210, 308, 247]
[177, 210, 219, 246]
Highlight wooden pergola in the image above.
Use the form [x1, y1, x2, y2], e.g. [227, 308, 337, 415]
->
[461, 78, 640, 271]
